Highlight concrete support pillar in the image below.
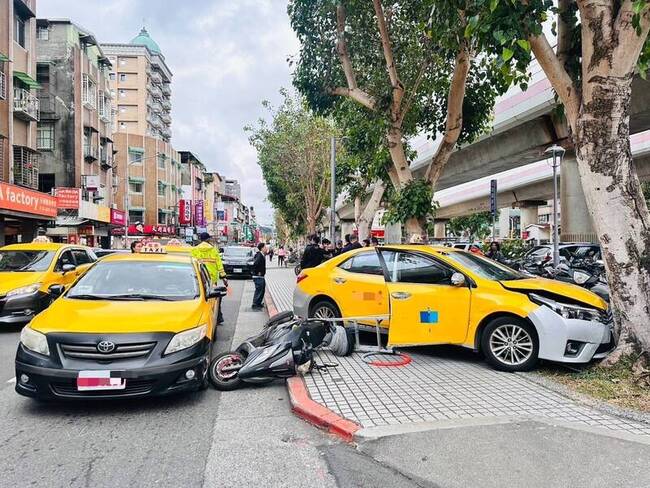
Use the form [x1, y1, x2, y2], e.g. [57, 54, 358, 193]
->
[498, 210, 510, 239]
[433, 220, 448, 239]
[560, 155, 596, 242]
[520, 206, 539, 237]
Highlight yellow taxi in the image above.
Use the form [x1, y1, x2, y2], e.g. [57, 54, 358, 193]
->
[15, 243, 225, 400]
[0, 242, 97, 326]
[293, 245, 613, 371]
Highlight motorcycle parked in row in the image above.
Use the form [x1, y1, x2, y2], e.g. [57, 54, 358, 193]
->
[541, 258, 610, 301]
[208, 312, 354, 391]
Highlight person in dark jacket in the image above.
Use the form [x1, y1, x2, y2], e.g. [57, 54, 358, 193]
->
[486, 241, 505, 263]
[251, 242, 267, 310]
[341, 234, 362, 254]
[300, 235, 324, 269]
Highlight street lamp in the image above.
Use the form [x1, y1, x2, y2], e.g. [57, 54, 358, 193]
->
[330, 136, 337, 243]
[545, 144, 565, 267]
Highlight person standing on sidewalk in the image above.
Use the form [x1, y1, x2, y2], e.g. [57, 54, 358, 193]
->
[277, 245, 287, 267]
[192, 232, 228, 323]
[300, 235, 324, 269]
[252, 242, 267, 310]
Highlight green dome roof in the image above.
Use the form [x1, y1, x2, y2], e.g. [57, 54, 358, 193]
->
[130, 27, 161, 54]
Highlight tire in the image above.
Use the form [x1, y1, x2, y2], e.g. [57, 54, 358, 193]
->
[481, 316, 539, 372]
[309, 299, 341, 320]
[208, 352, 245, 391]
[294, 265, 301, 276]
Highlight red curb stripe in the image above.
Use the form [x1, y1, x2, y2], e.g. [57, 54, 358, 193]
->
[264, 290, 279, 317]
[287, 376, 361, 443]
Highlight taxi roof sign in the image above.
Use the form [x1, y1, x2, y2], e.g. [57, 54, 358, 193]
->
[139, 242, 167, 254]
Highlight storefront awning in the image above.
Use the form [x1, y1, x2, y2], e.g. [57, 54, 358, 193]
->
[55, 216, 88, 227]
[128, 176, 145, 183]
[13, 71, 41, 89]
[128, 146, 145, 154]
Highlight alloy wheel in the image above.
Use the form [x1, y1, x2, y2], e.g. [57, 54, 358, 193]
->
[215, 354, 242, 380]
[489, 324, 534, 366]
[313, 306, 335, 319]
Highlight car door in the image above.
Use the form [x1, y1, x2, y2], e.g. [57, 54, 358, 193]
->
[382, 250, 471, 346]
[199, 263, 217, 338]
[329, 250, 390, 323]
[71, 248, 95, 275]
[53, 249, 78, 287]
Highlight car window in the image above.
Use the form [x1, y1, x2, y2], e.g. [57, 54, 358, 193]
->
[199, 264, 212, 293]
[446, 251, 524, 281]
[384, 252, 453, 285]
[56, 250, 75, 271]
[574, 246, 601, 260]
[527, 247, 550, 259]
[72, 249, 92, 265]
[0, 250, 55, 272]
[339, 251, 384, 275]
[560, 247, 575, 259]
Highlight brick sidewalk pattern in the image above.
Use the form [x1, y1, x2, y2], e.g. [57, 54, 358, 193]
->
[265, 266, 650, 438]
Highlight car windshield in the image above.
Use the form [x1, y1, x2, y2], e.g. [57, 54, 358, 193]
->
[446, 251, 524, 281]
[0, 250, 55, 272]
[224, 247, 253, 257]
[67, 261, 199, 300]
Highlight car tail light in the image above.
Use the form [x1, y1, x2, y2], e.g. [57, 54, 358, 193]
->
[296, 273, 308, 284]
[543, 253, 552, 262]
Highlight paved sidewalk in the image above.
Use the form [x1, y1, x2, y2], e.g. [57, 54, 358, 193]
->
[265, 267, 650, 439]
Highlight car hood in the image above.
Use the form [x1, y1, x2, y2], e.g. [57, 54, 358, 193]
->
[30, 298, 206, 334]
[500, 278, 607, 310]
[0, 272, 46, 294]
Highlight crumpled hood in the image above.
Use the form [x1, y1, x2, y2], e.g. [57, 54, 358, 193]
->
[500, 278, 607, 310]
[0, 272, 45, 294]
[30, 298, 206, 334]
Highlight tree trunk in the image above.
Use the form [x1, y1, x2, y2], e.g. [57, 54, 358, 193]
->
[574, 73, 650, 354]
[386, 126, 413, 186]
[354, 196, 361, 224]
[404, 218, 425, 242]
[357, 182, 385, 241]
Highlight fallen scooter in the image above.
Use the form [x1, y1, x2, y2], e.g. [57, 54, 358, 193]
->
[208, 312, 353, 391]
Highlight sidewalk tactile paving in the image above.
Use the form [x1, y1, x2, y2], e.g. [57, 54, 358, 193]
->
[266, 265, 650, 438]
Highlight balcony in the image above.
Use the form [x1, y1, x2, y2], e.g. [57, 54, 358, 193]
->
[38, 92, 60, 120]
[152, 102, 162, 114]
[0, 71, 5, 100]
[150, 71, 162, 84]
[146, 97, 153, 107]
[13, 147, 39, 190]
[13, 87, 39, 122]
[162, 99, 171, 111]
[162, 83, 171, 96]
[151, 116, 162, 129]
[100, 152, 113, 170]
[150, 85, 162, 100]
[84, 145, 99, 162]
[161, 113, 172, 124]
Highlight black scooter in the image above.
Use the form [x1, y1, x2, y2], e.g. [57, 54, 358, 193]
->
[208, 312, 353, 391]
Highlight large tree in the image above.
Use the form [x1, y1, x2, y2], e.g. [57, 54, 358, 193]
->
[289, 0, 511, 238]
[470, 0, 650, 363]
[247, 92, 334, 236]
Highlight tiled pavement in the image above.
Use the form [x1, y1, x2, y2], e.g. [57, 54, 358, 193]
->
[266, 265, 650, 438]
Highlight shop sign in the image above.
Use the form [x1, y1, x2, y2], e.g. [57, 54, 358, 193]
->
[110, 209, 126, 226]
[78, 225, 94, 236]
[97, 206, 111, 223]
[179, 199, 192, 224]
[128, 224, 176, 236]
[0, 181, 57, 218]
[55, 188, 81, 209]
[194, 201, 205, 227]
[84, 175, 101, 191]
[68, 234, 79, 244]
[216, 210, 225, 221]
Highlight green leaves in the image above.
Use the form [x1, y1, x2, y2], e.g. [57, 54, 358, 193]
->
[516, 39, 530, 52]
[383, 179, 435, 225]
[501, 48, 514, 61]
[490, 0, 500, 13]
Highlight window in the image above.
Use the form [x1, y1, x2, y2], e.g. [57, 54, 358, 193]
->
[14, 15, 26, 48]
[72, 249, 92, 265]
[157, 155, 165, 170]
[119, 73, 127, 82]
[129, 151, 143, 164]
[119, 105, 127, 113]
[158, 209, 167, 224]
[82, 74, 96, 108]
[383, 252, 453, 285]
[109, 72, 115, 81]
[37, 26, 49, 40]
[36, 64, 50, 87]
[37, 122, 54, 150]
[129, 181, 143, 193]
[128, 210, 144, 222]
[199, 264, 212, 293]
[339, 251, 384, 276]
[56, 250, 75, 271]
[38, 173, 55, 194]
[157, 181, 165, 196]
[119, 122, 127, 130]
[119, 58, 127, 67]
[118, 89, 126, 98]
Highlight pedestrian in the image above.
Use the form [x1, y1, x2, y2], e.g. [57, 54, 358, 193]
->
[251, 242, 267, 310]
[335, 240, 343, 256]
[343, 234, 351, 248]
[362, 238, 371, 247]
[371, 236, 379, 246]
[268, 243, 274, 263]
[300, 234, 324, 269]
[277, 245, 287, 267]
[321, 238, 334, 260]
[32, 227, 52, 243]
[486, 241, 505, 263]
[191, 232, 228, 324]
[341, 234, 362, 254]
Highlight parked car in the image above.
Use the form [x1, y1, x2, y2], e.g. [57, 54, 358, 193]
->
[222, 246, 255, 277]
[0, 243, 96, 326]
[293, 245, 613, 372]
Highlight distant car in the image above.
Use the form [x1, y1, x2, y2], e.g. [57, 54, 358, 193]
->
[452, 242, 484, 255]
[222, 246, 255, 277]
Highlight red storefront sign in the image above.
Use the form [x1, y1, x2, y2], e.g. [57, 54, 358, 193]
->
[126, 224, 176, 236]
[370, 229, 385, 238]
[54, 188, 81, 209]
[110, 208, 126, 226]
[179, 200, 192, 225]
[0, 181, 57, 218]
[78, 225, 95, 236]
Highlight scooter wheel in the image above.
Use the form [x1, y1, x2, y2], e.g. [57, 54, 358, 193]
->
[209, 352, 244, 391]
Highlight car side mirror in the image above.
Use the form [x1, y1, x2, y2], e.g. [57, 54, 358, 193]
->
[450, 272, 466, 287]
[61, 263, 76, 275]
[48, 284, 65, 297]
[207, 286, 227, 299]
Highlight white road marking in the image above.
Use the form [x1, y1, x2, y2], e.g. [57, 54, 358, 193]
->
[7, 377, 16, 384]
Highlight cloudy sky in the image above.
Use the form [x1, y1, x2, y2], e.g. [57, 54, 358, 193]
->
[39, 0, 299, 226]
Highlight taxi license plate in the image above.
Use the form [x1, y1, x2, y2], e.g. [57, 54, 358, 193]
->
[77, 371, 126, 391]
[234, 268, 243, 273]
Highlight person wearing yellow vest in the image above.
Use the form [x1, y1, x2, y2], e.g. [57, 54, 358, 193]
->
[192, 232, 227, 324]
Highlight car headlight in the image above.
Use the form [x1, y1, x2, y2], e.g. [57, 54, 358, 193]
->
[530, 293, 603, 322]
[573, 271, 590, 285]
[7, 283, 42, 297]
[164, 324, 207, 355]
[20, 327, 50, 356]
[247, 260, 254, 265]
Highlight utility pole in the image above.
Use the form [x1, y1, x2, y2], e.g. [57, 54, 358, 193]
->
[330, 136, 336, 243]
[545, 144, 565, 267]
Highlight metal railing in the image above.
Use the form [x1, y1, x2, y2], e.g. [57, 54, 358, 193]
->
[152, 102, 162, 113]
[149, 71, 162, 84]
[13, 147, 39, 189]
[161, 99, 171, 110]
[0, 71, 6, 100]
[161, 83, 171, 95]
[150, 85, 162, 99]
[84, 145, 98, 161]
[13, 87, 39, 121]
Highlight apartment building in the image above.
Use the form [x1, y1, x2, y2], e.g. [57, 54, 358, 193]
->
[0, 0, 58, 245]
[112, 132, 181, 237]
[102, 28, 172, 142]
[178, 150, 207, 236]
